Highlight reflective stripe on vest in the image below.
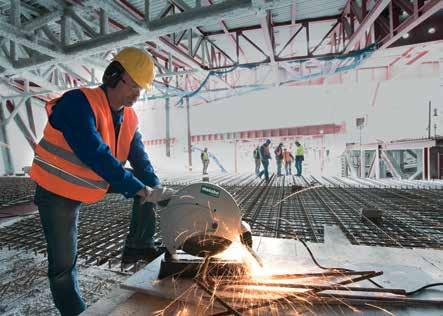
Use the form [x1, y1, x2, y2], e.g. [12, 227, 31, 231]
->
[39, 139, 87, 168]
[34, 156, 108, 190]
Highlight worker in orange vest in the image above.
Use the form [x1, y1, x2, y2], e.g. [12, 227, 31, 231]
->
[283, 148, 294, 175]
[30, 47, 175, 316]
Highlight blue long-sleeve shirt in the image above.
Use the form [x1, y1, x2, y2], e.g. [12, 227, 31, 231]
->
[48, 86, 160, 198]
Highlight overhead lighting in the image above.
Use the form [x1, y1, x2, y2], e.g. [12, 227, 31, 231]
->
[402, 33, 410, 39]
[428, 27, 436, 34]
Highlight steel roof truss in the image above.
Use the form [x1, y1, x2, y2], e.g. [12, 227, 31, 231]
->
[240, 32, 268, 60]
[380, 0, 443, 48]
[22, 10, 63, 33]
[68, 8, 99, 39]
[310, 21, 340, 56]
[277, 24, 303, 58]
[260, 10, 275, 63]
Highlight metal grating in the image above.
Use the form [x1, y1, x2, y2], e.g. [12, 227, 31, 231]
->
[0, 177, 35, 207]
[0, 174, 441, 270]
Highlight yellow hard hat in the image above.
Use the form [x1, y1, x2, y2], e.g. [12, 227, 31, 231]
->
[114, 47, 155, 91]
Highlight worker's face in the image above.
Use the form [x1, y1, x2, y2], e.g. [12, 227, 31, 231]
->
[119, 73, 142, 106]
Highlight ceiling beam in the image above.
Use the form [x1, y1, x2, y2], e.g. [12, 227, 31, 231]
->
[204, 14, 340, 36]
[380, 0, 443, 49]
[260, 10, 275, 63]
[207, 0, 246, 61]
[0, 20, 65, 59]
[344, 0, 391, 53]
[291, 0, 297, 25]
[1, 0, 281, 75]
[22, 10, 63, 33]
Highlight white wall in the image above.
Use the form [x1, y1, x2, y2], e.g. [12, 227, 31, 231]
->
[138, 76, 442, 175]
[1, 75, 441, 175]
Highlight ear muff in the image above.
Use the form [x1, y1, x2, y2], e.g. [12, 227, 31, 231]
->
[102, 61, 125, 88]
[106, 71, 122, 88]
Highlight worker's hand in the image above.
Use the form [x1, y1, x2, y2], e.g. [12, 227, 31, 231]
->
[137, 186, 176, 206]
[240, 221, 253, 248]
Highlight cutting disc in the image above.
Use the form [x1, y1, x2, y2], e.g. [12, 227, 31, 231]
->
[159, 182, 242, 257]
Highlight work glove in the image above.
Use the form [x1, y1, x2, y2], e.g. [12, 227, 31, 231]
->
[139, 186, 177, 206]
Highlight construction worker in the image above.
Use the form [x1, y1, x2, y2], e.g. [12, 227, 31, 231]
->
[201, 147, 210, 174]
[283, 148, 294, 176]
[253, 146, 260, 176]
[29, 47, 176, 316]
[274, 142, 284, 176]
[295, 141, 305, 176]
[257, 139, 272, 182]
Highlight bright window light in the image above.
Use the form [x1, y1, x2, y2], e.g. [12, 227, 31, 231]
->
[428, 27, 436, 34]
[402, 33, 410, 39]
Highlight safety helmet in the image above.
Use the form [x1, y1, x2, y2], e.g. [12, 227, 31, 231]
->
[114, 47, 155, 91]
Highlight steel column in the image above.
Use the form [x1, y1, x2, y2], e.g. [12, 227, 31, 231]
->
[0, 103, 13, 175]
[24, 80, 36, 137]
[165, 97, 171, 157]
[186, 97, 192, 171]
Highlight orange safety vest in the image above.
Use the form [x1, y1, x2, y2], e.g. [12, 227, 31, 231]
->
[283, 151, 292, 162]
[30, 87, 138, 203]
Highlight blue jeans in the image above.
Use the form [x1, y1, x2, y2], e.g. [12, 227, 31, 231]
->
[295, 156, 303, 176]
[285, 161, 292, 175]
[255, 159, 261, 176]
[34, 185, 156, 316]
[276, 159, 283, 176]
[258, 159, 270, 181]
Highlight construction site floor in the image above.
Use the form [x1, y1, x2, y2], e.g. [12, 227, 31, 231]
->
[83, 226, 443, 316]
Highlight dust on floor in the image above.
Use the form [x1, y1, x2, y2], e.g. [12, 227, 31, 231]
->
[0, 249, 128, 315]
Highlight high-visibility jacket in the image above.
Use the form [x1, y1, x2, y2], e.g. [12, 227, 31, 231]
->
[30, 87, 139, 203]
[201, 151, 209, 161]
[296, 145, 305, 156]
[253, 148, 260, 159]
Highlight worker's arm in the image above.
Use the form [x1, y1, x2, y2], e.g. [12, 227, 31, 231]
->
[127, 130, 160, 188]
[49, 89, 144, 198]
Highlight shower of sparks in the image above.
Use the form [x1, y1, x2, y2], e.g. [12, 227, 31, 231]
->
[151, 241, 407, 315]
[152, 188, 423, 315]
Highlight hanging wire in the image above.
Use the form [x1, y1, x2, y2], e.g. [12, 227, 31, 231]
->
[172, 45, 376, 107]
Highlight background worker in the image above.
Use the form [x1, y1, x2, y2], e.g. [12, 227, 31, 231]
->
[295, 141, 305, 176]
[283, 148, 294, 175]
[274, 142, 284, 176]
[29, 47, 175, 316]
[258, 139, 272, 182]
[201, 147, 210, 175]
[253, 146, 261, 176]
